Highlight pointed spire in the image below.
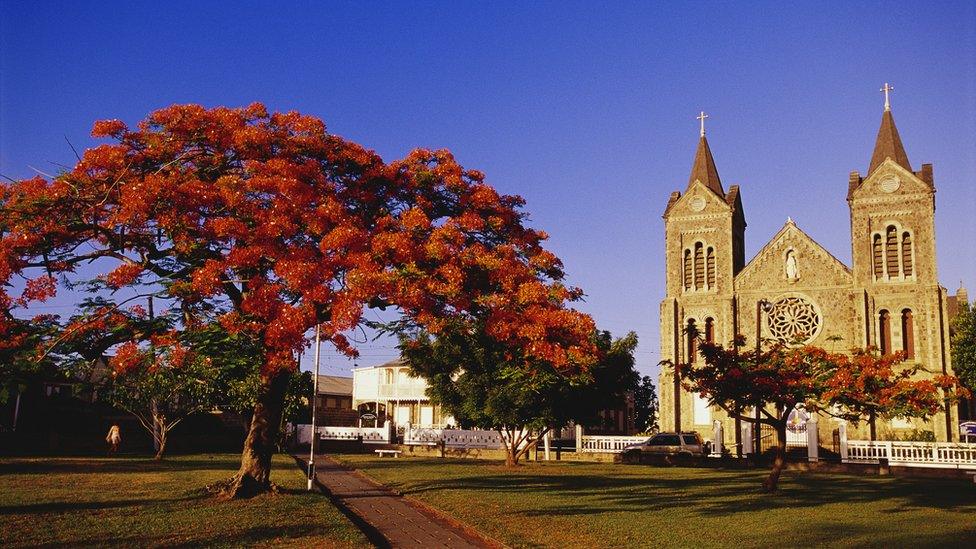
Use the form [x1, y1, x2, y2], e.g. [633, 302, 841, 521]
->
[868, 86, 911, 175]
[688, 135, 724, 197]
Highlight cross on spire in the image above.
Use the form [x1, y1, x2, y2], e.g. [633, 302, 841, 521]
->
[697, 111, 709, 137]
[881, 82, 894, 111]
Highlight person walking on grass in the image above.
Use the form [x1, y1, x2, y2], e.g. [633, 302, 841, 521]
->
[106, 424, 121, 456]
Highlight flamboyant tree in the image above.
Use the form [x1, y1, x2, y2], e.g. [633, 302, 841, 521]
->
[822, 348, 957, 441]
[105, 345, 220, 460]
[679, 338, 959, 492]
[0, 104, 597, 496]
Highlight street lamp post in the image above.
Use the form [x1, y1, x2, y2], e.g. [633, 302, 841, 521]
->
[307, 324, 322, 491]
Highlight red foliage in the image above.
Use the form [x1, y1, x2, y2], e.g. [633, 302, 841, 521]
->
[0, 103, 597, 378]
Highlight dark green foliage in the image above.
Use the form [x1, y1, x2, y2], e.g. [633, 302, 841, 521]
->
[634, 375, 659, 433]
[399, 322, 638, 464]
[951, 302, 976, 391]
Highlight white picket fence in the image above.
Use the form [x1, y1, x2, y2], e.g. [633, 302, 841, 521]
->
[579, 435, 648, 453]
[296, 424, 391, 444]
[404, 426, 504, 449]
[844, 439, 976, 469]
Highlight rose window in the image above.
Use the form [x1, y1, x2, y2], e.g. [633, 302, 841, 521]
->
[766, 296, 821, 344]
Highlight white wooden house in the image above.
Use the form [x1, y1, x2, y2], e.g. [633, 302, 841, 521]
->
[352, 360, 454, 428]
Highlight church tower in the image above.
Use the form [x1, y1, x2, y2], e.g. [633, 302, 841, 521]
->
[659, 113, 745, 432]
[847, 84, 956, 439]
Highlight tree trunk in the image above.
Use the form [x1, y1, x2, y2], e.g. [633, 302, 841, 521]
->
[221, 371, 292, 498]
[505, 446, 517, 467]
[500, 429, 519, 467]
[151, 399, 162, 453]
[869, 410, 877, 441]
[154, 427, 168, 460]
[762, 421, 788, 493]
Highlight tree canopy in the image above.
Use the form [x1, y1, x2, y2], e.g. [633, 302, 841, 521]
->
[0, 104, 597, 495]
[634, 375, 659, 433]
[401, 325, 637, 466]
[951, 302, 976, 393]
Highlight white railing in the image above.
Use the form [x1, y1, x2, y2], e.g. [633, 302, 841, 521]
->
[844, 440, 976, 469]
[580, 435, 648, 453]
[377, 383, 428, 400]
[786, 427, 807, 448]
[296, 424, 391, 444]
[404, 426, 505, 449]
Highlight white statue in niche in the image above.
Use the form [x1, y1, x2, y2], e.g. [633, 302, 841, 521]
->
[785, 250, 798, 280]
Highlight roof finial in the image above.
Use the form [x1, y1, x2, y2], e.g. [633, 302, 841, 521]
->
[881, 82, 893, 112]
[697, 111, 709, 137]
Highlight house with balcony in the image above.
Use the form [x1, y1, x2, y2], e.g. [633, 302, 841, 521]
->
[352, 357, 638, 436]
[352, 359, 454, 428]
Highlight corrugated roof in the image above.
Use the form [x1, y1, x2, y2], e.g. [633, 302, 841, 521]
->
[316, 375, 353, 395]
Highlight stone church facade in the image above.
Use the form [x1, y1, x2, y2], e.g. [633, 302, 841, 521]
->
[658, 99, 962, 444]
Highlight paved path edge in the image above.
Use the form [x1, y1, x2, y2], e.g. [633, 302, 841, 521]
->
[291, 454, 391, 548]
[342, 460, 508, 549]
[292, 454, 507, 549]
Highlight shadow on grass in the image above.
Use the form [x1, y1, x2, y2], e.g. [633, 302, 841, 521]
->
[0, 457, 235, 476]
[0, 493, 208, 516]
[60, 523, 333, 548]
[349, 458, 976, 518]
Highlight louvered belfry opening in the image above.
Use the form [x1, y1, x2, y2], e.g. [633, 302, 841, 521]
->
[901, 232, 913, 276]
[683, 249, 692, 290]
[706, 247, 715, 288]
[873, 234, 883, 278]
[693, 242, 704, 289]
[885, 226, 899, 277]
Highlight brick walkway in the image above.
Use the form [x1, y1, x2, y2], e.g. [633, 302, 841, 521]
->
[307, 455, 498, 549]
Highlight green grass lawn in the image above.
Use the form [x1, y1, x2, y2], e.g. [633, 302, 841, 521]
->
[0, 453, 369, 548]
[336, 454, 976, 548]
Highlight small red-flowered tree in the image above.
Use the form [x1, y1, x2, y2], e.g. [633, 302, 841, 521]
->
[0, 104, 597, 497]
[679, 338, 959, 492]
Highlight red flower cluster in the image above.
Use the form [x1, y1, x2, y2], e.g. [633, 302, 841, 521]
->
[0, 103, 598, 379]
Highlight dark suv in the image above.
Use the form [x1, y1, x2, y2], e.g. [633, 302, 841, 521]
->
[622, 432, 706, 463]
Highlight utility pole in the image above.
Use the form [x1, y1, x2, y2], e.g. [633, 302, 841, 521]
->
[307, 324, 322, 491]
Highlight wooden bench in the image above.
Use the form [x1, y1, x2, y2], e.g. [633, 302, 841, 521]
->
[375, 449, 402, 458]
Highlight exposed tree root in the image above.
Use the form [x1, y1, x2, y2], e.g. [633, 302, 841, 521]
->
[207, 473, 280, 500]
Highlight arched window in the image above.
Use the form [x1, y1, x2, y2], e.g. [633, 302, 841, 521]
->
[683, 249, 692, 290]
[901, 309, 914, 359]
[706, 247, 715, 288]
[885, 226, 899, 278]
[901, 232, 913, 277]
[872, 234, 883, 278]
[687, 319, 698, 363]
[704, 317, 714, 344]
[693, 243, 704, 289]
[879, 310, 891, 355]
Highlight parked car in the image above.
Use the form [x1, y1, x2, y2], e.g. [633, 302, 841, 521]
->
[622, 432, 706, 463]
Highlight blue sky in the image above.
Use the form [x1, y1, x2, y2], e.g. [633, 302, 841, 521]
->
[2, 1, 974, 378]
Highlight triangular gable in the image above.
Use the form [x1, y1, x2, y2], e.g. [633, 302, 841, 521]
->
[850, 158, 932, 200]
[735, 220, 852, 290]
[664, 179, 732, 218]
